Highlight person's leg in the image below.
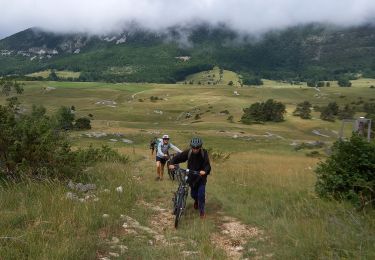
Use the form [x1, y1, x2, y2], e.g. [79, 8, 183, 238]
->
[156, 160, 161, 180]
[160, 162, 165, 180]
[197, 184, 206, 216]
[190, 187, 198, 203]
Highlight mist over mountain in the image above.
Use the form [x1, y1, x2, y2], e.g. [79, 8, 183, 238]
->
[2, 0, 375, 39]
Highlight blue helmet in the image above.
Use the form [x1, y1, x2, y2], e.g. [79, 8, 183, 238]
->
[190, 137, 203, 148]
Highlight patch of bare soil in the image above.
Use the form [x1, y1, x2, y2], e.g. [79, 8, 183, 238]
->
[137, 200, 190, 249]
[211, 215, 269, 259]
[139, 200, 175, 233]
[120, 212, 186, 250]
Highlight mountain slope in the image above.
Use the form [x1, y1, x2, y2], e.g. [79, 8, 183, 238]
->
[1, 24, 375, 82]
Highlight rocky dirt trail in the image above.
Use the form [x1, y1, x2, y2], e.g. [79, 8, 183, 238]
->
[138, 198, 271, 259]
[96, 157, 272, 259]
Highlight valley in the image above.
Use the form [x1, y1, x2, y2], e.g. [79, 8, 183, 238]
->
[1, 78, 374, 259]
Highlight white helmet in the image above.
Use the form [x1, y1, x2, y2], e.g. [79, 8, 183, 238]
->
[162, 134, 169, 139]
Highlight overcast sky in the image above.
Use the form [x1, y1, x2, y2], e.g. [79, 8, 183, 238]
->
[1, 0, 375, 39]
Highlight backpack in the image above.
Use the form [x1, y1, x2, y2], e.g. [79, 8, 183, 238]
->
[149, 138, 157, 149]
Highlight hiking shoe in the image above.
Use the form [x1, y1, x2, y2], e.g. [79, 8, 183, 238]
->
[194, 201, 198, 210]
[200, 212, 206, 219]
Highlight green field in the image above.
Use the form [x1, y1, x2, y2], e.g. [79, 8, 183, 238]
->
[26, 70, 81, 79]
[184, 66, 242, 86]
[1, 78, 375, 259]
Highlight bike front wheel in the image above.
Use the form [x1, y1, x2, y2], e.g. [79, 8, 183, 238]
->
[174, 191, 186, 229]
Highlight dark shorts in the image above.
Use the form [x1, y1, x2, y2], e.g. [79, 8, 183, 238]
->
[156, 156, 167, 165]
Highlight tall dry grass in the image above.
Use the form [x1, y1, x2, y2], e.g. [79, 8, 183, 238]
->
[210, 152, 375, 259]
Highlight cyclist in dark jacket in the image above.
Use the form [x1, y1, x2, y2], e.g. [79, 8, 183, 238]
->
[169, 137, 211, 218]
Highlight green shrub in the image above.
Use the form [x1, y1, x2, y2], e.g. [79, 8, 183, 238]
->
[220, 110, 230, 115]
[327, 102, 339, 115]
[0, 103, 127, 181]
[48, 70, 59, 81]
[242, 76, 263, 86]
[293, 101, 312, 119]
[306, 151, 323, 157]
[320, 102, 339, 122]
[315, 134, 375, 207]
[75, 117, 91, 130]
[338, 104, 355, 120]
[294, 141, 325, 151]
[363, 103, 375, 138]
[150, 96, 163, 102]
[55, 106, 75, 130]
[241, 99, 286, 124]
[74, 145, 128, 165]
[337, 78, 352, 87]
[0, 104, 79, 179]
[307, 80, 317, 87]
[206, 148, 230, 161]
[0, 78, 24, 96]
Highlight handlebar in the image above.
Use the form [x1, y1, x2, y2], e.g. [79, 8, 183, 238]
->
[164, 152, 179, 160]
[174, 165, 200, 175]
[173, 165, 201, 183]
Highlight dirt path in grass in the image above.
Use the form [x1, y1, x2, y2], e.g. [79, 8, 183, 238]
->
[137, 157, 271, 259]
[139, 198, 270, 259]
[97, 157, 271, 259]
[131, 90, 147, 100]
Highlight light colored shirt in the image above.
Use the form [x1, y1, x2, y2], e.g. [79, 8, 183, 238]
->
[156, 139, 182, 158]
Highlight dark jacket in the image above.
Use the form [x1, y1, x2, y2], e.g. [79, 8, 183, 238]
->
[170, 148, 211, 186]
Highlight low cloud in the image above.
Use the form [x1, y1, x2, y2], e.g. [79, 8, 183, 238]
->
[1, 0, 375, 38]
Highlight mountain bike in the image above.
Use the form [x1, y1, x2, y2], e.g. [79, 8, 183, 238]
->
[172, 166, 200, 228]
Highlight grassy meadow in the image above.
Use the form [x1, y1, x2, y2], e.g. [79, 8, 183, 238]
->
[26, 70, 81, 79]
[184, 66, 242, 86]
[1, 77, 375, 259]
